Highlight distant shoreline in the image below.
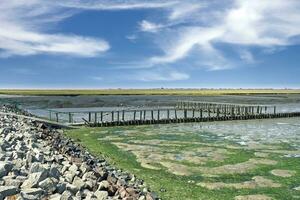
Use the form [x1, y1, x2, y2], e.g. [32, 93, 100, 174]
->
[0, 89, 300, 96]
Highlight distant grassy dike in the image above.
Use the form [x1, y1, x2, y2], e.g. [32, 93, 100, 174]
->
[0, 89, 300, 96]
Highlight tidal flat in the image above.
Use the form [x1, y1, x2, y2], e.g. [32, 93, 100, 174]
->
[66, 118, 300, 200]
[1, 94, 300, 199]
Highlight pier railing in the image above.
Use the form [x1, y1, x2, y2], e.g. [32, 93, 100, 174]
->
[46, 101, 299, 127]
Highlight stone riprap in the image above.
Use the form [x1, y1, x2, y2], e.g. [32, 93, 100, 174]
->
[0, 105, 157, 200]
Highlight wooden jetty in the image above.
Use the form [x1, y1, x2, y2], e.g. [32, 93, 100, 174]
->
[46, 101, 300, 127]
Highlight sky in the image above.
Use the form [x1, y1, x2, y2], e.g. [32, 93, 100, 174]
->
[0, 0, 300, 89]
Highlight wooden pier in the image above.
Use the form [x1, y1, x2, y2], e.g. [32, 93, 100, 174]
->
[46, 101, 300, 127]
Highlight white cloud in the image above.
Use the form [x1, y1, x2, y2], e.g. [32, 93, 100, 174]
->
[168, 2, 203, 21]
[91, 76, 103, 81]
[0, 0, 177, 57]
[58, 0, 178, 10]
[136, 70, 189, 82]
[0, 0, 111, 57]
[139, 20, 165, 33]
[145, 0, 300, 70]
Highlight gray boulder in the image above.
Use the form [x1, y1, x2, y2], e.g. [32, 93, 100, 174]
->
[61, 190, 73, 200]
[38, 177, 57, 193]
[94, 190, 108, 200]
[0, 162, 13, 178]
[21, 171, 48, 188]
[0, 186, 18, 199]
[21, 188, 44, 200]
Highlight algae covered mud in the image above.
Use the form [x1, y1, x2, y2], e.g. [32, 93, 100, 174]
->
[66, 117, 300, 200]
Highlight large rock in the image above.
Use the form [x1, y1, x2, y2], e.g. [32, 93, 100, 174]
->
[29, 162, 48, 173]
[48, 193, 62, 200]
[61, 190, 73, 200]
[0, 186, 18, 199]
[21, 171, 48, 188]
[94, 190, 108, 200]
[21, 188, 44, 200]
[38, 177, 57, 193]
[64, 171, 76, 183]
[4, 177, 22, 188]
[49, 165, 61, 179]
[0, 162, 13, 178]
[72, 176, 86, 191]
[98, 180, 109, 190]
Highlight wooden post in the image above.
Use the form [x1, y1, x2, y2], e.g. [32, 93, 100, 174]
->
[217, 108, 220, 118]
[133, 111, 136, 120]
[174, 109, 177, 119]
[192, 109, 195, 118]
[68, 113, 72, 123]
[140, 111, 143, 120]
[144, 110, 146, 120]
[117, 111, 120, 121]
[157, 110, 160, 120]
[184, 109, 187, 119]
[49, 111, 52, 120]
[55, 113, 59, 122]
[151, 110, 154, 120]
[167, 109, 170, 119]
[88, 112, 91, 122]
[200, 109, 203, 118]
[111, 111, 114, 122]
[122, 110, 125, 121]
[100, 112, 103, 122]
[274, 106, 276, 114]
[94, 113, 97, 124]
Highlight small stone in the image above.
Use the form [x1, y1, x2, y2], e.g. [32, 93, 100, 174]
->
[4, 178, 22, 188]
[82, 171, 95, 181]
[66, 183, 79, 194]
[38, 177, 57, 193]
[61, 190, 73, 200]
[56, 182, 67, 194]
[94, 190, 108, 200]
[72, 176, 85, 191]
[49, 165, 61, 179]
[107, 174, 117, 184]
[48, 193, 62, 200]
[0, 162, 13, 178]
[21, 188, 44, 199]
[98, 180, 109, 190]
[65, 171, 76, 183]
[0, 186, 18, 198]
[29, 162, 47, 173]
[69, 164, 78, 173]
[80, 163, 90, 174]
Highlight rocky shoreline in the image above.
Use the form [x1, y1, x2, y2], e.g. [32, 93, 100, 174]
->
[0, 105, 158, 200]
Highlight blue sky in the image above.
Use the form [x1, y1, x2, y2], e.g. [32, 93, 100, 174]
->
[0, 0, 299, 89]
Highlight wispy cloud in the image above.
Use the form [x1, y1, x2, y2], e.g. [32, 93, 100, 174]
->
[139, 20, 165, 33]
[0, 0, 177, 58]
[142, 0, 300, 70]
[0, 0, 111, 57]
[58, 0, 178, 10]
[136, 70, 189, 82]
